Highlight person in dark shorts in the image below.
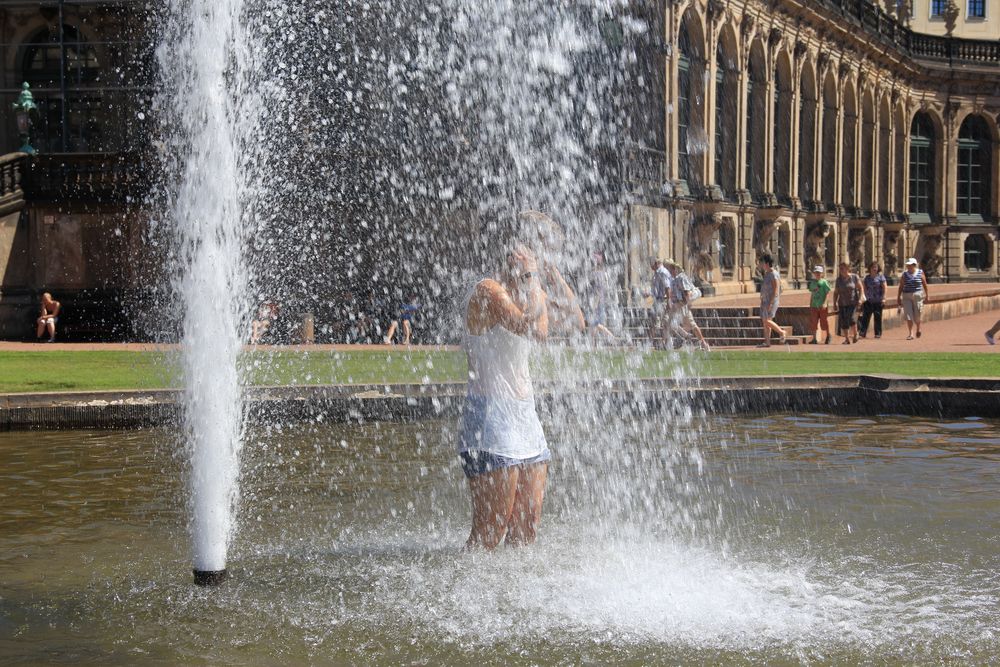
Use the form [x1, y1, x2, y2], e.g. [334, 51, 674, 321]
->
[383, 294, 420, 345]
[832, 262, 865, 345]
[859, 262, 887, 339]
[458, 237, 582, 550]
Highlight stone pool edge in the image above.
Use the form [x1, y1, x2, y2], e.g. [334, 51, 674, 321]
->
[1, 375, 998, 430]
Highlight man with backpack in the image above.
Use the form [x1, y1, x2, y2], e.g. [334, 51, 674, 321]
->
[664, 259, 710, 351]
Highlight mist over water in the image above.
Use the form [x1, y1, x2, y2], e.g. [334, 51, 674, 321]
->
[156, 0, 664, 573]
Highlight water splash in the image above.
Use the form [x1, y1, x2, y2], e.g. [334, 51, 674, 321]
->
[158, 0, 260, 574]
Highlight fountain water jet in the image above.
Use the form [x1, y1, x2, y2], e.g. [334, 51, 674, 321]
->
[158, 0, 257, 585]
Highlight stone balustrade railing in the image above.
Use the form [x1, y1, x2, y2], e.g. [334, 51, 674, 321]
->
[810, 0, 1000, 67]
[0, 152, 27, 215]
[21, 153, 149, 203]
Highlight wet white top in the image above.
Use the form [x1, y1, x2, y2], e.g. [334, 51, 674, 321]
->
[464, 324, 534, 401]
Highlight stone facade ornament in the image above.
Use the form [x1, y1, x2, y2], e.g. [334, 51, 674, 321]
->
[919, 232, 945, 277]
[883, 230, 901, 276]
[708, 0, 727, 25]
[847, 229, 867, 271]
[817, 51, 831, 77]
[690, 212, 724, 283]
[804, 222, 832, 270]
[753, 218, 779, 259]
[898, 0, 912, 24]
[942, 0, 960, 36]
[794, 40, 808, 63]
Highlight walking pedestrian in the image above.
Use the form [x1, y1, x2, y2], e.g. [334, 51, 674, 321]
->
[644, 258, 672, 349]
[897, 257, 929, 340]
[664, 259, 710, 351]
[832, 262, 865, 345]
[859, 262, 887, 339]
[756, 253, 785, 347]
[807, 265, 831, 344]
[985, 318, 1000, 346]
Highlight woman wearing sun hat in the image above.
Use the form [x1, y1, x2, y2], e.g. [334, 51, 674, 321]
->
[897, 257, 929, 340]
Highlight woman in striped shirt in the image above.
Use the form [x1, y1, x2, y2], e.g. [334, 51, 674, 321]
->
[896, 257, 930, 340]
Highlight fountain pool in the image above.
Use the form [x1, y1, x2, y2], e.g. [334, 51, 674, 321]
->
[2, 413, 998, 663]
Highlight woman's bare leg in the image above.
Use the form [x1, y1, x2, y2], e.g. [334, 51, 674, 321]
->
[36, 319, 45, 339]
[383, 320, 398, 344]
[402, 320, 412, 345]
[46, 319, 55, 341]
[505, 462, 548, 546]
[466, 467, 520, 550]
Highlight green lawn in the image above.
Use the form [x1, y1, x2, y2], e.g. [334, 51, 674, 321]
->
[0, 349, 998, 394]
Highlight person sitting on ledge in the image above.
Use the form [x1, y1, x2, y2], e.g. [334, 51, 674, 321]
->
[36, 292, 60, 343]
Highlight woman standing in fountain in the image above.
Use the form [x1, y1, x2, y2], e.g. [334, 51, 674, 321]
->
[458, 237, 577, 550]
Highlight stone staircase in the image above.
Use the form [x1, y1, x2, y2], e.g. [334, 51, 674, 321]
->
[621, 306, 811, 348]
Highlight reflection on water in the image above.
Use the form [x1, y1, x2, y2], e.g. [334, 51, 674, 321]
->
[1, 415, 999, 664]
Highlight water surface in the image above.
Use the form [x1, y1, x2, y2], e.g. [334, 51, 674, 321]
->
[1, 414, 998, 664]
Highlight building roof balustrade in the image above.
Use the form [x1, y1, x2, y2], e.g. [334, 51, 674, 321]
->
[803, 0, 1000, 67]
[19, 152, 150, 204]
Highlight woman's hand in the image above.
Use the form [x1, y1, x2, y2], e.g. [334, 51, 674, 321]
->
[509, 244, 538, 279]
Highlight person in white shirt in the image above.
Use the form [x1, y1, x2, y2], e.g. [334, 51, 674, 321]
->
[458, 236, 583, 550]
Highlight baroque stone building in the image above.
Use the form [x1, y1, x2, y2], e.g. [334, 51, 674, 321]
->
[623, 0, 1000, 298]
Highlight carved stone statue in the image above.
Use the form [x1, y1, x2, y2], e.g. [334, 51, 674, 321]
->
[689, 213, 724, 284]
[804, 221, 831, 270]
[883, 230, 900, 276]
[753, 218, 779, 260]
[943, 0, 960, 36]
[919, 232, 944, 276]
[847, 229, 866, 271]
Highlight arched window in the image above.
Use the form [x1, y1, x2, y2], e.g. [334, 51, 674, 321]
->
[860, 92, 875, 212]
[824, 230, 836, 269]
[877, 100, 891, 212]
[714, 34, 738, 196]
[746, 42, 767, 199]
[964, 235, 990, 272]
[678, 28, 692, 185]
[773, 58, 792, 204]
[821, 74, 838, 207]
[798, 64, 816, 205]
[894, 105, 906, 213]
[20, 25, 104, 152]
[909, 113, 935, 218]
[22, 25, 100, 87]
[841, 85, 857, 209]
[957, 115, 993, 220]
[677, 13, 705, 190]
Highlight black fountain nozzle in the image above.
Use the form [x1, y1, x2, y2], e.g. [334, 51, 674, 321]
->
[193, 568, 228, 586]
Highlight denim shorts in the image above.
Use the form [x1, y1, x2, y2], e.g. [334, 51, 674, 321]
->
[459, 449, 551, 479]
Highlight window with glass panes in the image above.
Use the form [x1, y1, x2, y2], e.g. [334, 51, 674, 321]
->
[931, 0, 946, 16]
[745, 72, 757, 193]
[957, 117, 990, 217]
[909, 115, 934, 215]
[715, 64, 723, 188]
[964, 234, 989, 271]
[678, 53, 691, 183]
[968, 0, 985, 18]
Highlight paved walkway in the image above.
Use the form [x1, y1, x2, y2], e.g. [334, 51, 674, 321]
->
[0, 309, 998, 354]
[724, 307, 1000, 352]
[696, 281, 1000, 309]
[0, 342, 461, 353]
